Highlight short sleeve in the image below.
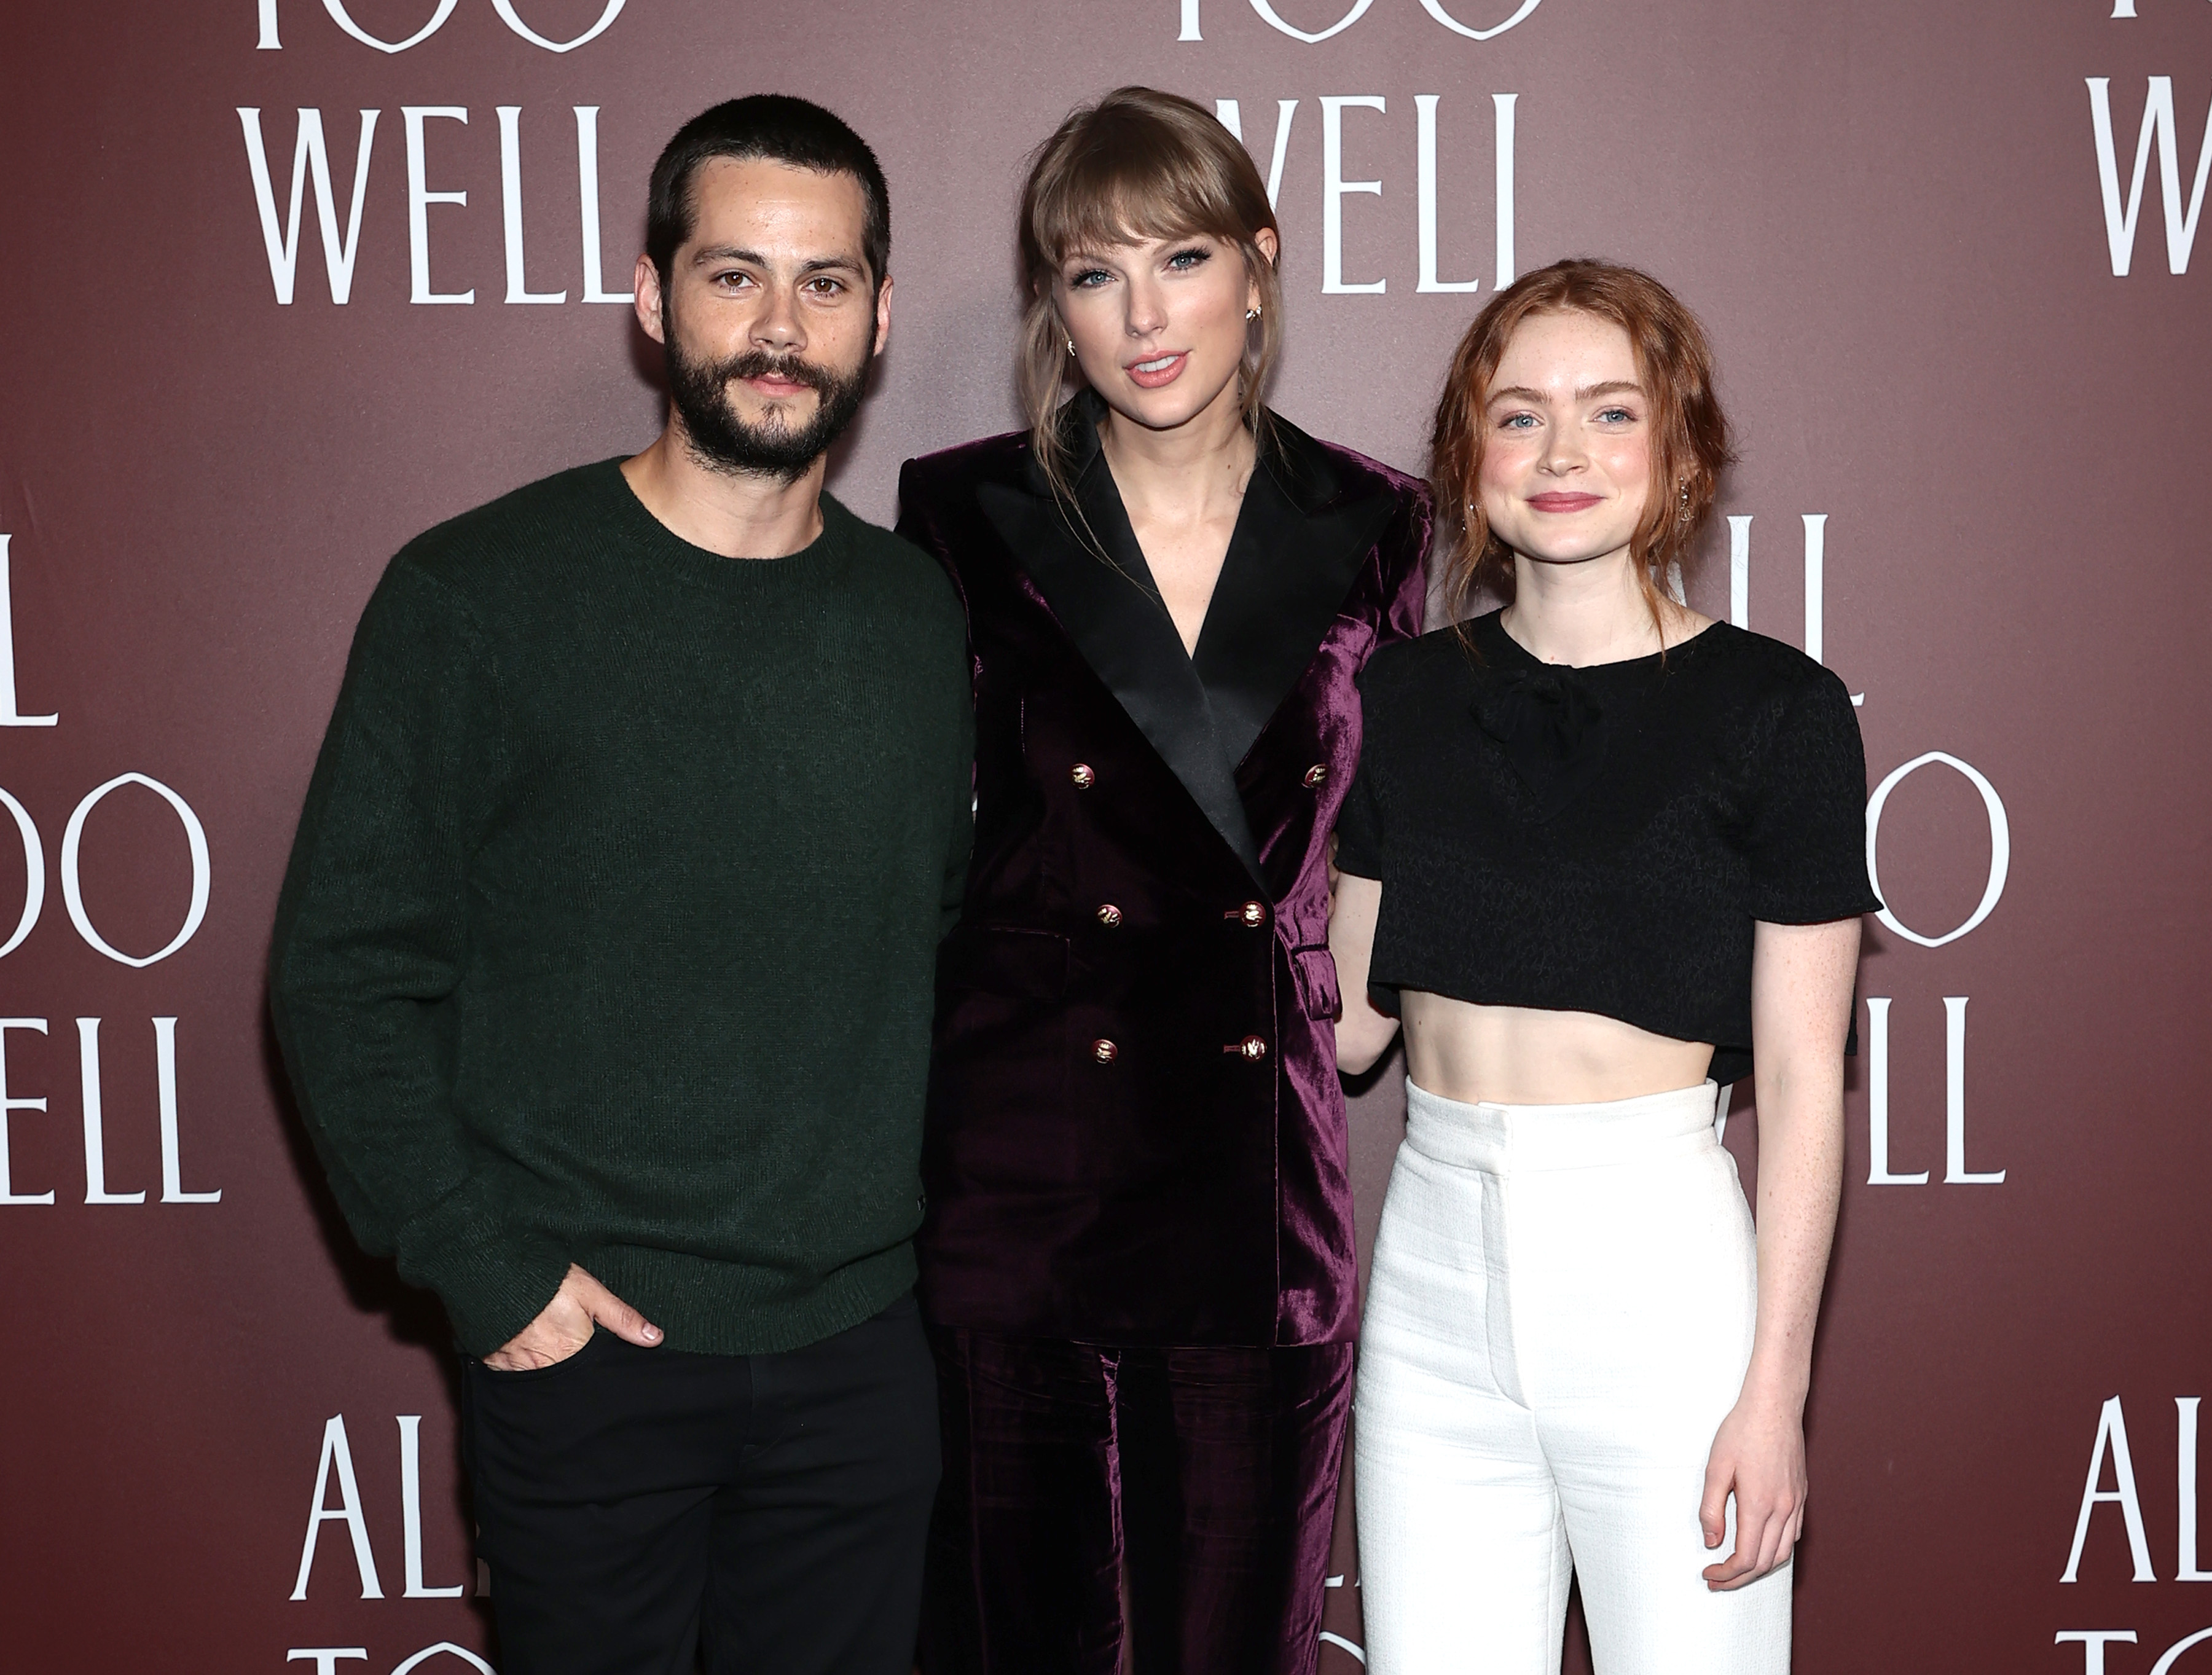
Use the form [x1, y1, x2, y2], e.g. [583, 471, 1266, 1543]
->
[1335, 762, 1386, 878]
[1743, 671, 1885, 924]
[1335, 688, 1387, 879]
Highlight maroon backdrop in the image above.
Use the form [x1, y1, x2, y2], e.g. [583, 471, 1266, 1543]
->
[4, 2, 2210, 1670]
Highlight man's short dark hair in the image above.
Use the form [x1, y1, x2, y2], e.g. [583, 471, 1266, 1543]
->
[646, 95, 890, 290]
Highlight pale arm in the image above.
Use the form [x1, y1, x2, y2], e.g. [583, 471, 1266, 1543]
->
[1700, 915, 1858, 1589]
[1327, 870, 1403, 1075]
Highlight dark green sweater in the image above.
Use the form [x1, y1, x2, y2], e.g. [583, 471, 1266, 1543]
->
[270, 461, 973, 1357]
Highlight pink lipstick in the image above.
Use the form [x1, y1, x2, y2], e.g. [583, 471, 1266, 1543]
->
[1125, 351, 1188, 390]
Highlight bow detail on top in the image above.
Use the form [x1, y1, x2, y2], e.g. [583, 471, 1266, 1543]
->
[1470, 665, 1610, 819]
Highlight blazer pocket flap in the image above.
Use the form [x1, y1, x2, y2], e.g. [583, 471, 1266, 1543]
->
[1291, 944, 1341, 1021]
[939, 924, 1070, 1000]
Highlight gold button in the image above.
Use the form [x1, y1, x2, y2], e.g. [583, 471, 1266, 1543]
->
[1096, 904, 1123, 927]
[1092, 1038, 1118, 1064]
[1224, 1035, 1268, 1061]
[1303, 763, 1328, 787]
[1070, 763, 1096, 789]
[1240, 900, 1267, 928]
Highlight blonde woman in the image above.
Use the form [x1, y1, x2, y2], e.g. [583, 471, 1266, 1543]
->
[896, 87, 1430, 1675]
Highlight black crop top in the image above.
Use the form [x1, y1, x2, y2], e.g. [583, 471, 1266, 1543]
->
[1335, 611, 1881, 1084]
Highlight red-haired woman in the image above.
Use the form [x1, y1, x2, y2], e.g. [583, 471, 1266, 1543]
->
[1328, 260, 1877, 1672]
[896, 88, 1428, 1674]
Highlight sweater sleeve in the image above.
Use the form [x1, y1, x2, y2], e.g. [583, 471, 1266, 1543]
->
[896, 458, 978, 938]
[269, 555, 567, 1354]
[942, 699, 976, 936]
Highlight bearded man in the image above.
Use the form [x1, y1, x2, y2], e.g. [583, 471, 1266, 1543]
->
[270, 96, 970, 1675]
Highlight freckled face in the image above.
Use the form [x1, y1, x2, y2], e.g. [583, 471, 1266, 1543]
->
[1476, 310, 1656, 569]
[1055, 231, 1269, 434]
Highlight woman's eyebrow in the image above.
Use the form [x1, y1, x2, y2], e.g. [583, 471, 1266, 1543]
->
[1484, 380, 1645, 406]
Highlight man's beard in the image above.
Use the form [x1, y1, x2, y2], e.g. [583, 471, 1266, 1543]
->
[663, 322, 868, 484]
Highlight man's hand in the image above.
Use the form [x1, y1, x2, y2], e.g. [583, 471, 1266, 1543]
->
[480, 1263, 662, 1371]
[1698, 1391, 1808, 1590]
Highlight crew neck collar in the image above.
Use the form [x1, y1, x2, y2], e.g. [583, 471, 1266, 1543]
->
[1482, 608, 1726, 673]
[600, 457, 847, 576]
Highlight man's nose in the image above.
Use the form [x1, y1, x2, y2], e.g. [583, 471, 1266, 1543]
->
[751, 281, 807, 352]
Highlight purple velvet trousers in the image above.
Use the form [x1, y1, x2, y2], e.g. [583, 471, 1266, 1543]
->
[917, 1328, 1353, 1675]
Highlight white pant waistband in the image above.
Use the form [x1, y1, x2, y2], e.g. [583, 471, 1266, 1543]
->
[1402, 1078, 1723, 1172]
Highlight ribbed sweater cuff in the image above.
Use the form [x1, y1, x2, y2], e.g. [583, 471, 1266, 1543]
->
[394, 1181, 570, 1357]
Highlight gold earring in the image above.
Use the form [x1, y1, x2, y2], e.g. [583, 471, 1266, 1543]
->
[1676, 482, 1693, 524]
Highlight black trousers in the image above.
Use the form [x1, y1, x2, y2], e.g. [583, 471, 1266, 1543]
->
[461, 1293, 939, 1675]
[919, 1330, 1354, 1675]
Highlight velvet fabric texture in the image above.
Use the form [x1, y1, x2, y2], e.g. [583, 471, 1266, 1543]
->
[919, 1330, 1355, 1675]
[895, 399, 1431, 1348]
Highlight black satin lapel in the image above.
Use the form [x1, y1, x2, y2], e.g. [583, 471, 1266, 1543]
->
[976, 479, 1263, 876]
[1192, 464, 1395, 768]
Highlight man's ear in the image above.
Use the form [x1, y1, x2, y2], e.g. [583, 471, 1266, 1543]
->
[873, 272, 894, 359]
[633, 254, 665, 345]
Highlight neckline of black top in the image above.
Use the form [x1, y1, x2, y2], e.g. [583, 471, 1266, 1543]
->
[1483, 608, 1726, 676]
[1460, 609, 1736, 818]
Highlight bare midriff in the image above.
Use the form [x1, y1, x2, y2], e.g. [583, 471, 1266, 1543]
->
[1399, 992, 1714, 1107]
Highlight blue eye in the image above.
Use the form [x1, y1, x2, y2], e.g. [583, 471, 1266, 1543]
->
[1596, 406, 1635, 423]
[1499, 413, 1537, 429]
[1070, 268, 1111, 289]
[1166, 246, 1210, 270]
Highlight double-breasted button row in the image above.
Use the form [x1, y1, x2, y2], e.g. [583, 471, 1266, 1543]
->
[1094, 1037, 1266, 1062]
[1073, 759, 1322, 791]
[1092, 901, 1263, 930]
[1093, 901, 1268, 932]
[1094, 1037, 1269, 1063]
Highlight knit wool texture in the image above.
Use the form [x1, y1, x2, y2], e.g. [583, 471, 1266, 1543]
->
[271, 461, 974, 1357]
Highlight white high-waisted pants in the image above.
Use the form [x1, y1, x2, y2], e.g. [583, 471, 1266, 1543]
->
[1354, 1080, 1790, 1675]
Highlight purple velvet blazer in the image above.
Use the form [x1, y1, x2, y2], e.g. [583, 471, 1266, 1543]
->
[896, 398, 1430, 1347]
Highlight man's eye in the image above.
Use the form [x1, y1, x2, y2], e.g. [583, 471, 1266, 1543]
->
[806, 277, 844, 296]
[714, 272, 755, 290]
